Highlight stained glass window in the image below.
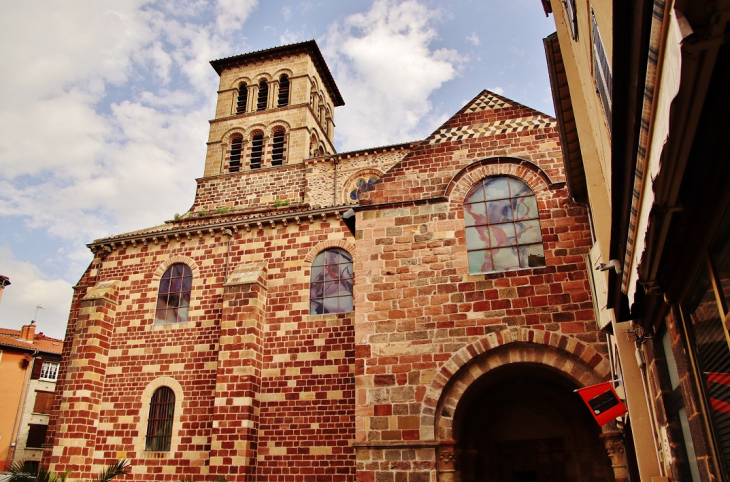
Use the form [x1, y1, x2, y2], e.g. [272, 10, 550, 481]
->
[310, 248, 353, 314]
[155, 263, 192, 323]
[349, 176, 379, 201]
[145, 387, 175, 451]
[463, 176, 545, 273]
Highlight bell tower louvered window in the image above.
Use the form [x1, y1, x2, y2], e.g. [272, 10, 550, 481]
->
[236, 83, 247, 114]
[271, 130, 285, 166]
[277, 75, 290, 107]
[257, 80, 268, 111]
[145, 386, 175, 452]
[229, 136, 243, 173]
[250, 133, 264, 169]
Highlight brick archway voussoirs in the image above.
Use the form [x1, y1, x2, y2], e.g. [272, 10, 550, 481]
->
[421, 327, 610, 441]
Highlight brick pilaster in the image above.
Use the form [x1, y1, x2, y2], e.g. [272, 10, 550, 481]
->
[47, 280, 119, 479]
[209, 262, 267, 481]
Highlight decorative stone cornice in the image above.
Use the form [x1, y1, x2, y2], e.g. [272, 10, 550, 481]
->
[88, 205, 352, 254]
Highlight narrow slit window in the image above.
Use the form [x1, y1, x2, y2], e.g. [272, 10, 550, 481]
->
[236, 83, 247, 114]
[145, 386, 175, 452]
[271, 131, 285, 166]
[229, 136, 242, 173]
[250, 133, 264, 169]
[277, 75, 289, 107]
[257, 80, 268, 111]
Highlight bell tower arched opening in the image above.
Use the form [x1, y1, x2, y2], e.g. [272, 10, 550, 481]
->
[452, 363, 614, 482]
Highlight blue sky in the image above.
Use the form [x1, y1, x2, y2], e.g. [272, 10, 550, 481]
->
[0, 0, 557, 339]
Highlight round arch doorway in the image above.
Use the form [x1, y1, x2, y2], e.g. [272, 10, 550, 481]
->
[452, 363, 615, 482]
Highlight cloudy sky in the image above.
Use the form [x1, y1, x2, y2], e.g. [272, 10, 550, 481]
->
[0, 0, 557, 339]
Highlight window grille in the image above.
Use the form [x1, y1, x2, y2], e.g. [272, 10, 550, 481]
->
[277, 75, 289, 107]
[257, 80, 268, 111]
[145, 387, 175, 452]
[592, 11, 612, 129]
[310, 248, 353, 314]
[155, 263, 192, 324]
[229, 136, 243, 173]
[250, 133, 264, 169]
[33, 391, 55, 414]
[271, 131, 285, 166]
[26, 424, 48, 448]
[236, 83, 247, 114]
[463, 176, 545, 273]
[39, 362, 59, 381]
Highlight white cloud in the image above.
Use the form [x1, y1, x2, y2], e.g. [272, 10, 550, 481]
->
[322, 0, 466, 150]
[0, 245, 74, 340]
[466, 32, 480, 46]
[489, 86, 505, 95]
[215, 0, 259, 35]
[280, 27, 308, 45]
[282, 5, 292, 21]
[0, 1, 259, 330]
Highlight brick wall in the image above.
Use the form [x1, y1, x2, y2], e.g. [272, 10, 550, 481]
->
[45, 87, 610, 482]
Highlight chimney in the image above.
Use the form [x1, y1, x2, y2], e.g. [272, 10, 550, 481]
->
[20, 322, 36, 341]
[0, 275, 9, 305]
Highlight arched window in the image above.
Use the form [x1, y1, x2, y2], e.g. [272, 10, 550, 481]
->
[155, 263, 192, 323]
[236, 83, 247, 114]
[310, 248, 353, 314]
[271, 130, 285, 166]
[277, 75, 289, 107]
[145, 387, 175, 451]
[250, 133, 264, 169]
[257, 80, 268, 111]
[463, 176, 545, 273]
[229, 135, 243, 172]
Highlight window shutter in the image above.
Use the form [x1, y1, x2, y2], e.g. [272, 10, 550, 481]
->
[271, 131, 285, 166]
[26, 424, 48, 448]
[31, 358, 43, 379]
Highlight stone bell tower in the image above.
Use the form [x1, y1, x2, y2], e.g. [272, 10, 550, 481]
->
[202, 40, 344, 178]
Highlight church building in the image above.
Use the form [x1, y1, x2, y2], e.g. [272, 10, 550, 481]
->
[44, 40, 624, 481]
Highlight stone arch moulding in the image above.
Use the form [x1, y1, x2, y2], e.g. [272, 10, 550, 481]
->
[303, 239, 356, 265]
[253, 73, 273, 83]
[221, 127, 247, 145]
[133, 376, 185, 456]
[152, 255, 201, 280]
[268, 120, 291, 134]
[420, 327, 610, 441]
[444, 157, 563, 207]
[228, 76, 252, 90]
[342, 168, 384, 204]
[272, 68, 294, 80]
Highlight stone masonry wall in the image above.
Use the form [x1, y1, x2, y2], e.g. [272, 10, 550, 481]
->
[306, 145, 415, 209]
[352, 91, 607, 481]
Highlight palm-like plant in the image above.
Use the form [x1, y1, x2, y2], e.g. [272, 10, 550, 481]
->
[7, 460, 130, 482]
